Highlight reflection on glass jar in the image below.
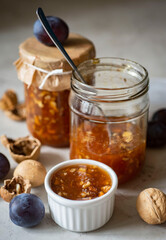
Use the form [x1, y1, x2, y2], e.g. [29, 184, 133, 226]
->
[70, 58, 149, 184]
[25, 84, 70, 147]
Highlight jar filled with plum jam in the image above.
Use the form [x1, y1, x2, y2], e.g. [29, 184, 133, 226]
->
[15, 34, 95, 147]
[70, 58, 149, 183]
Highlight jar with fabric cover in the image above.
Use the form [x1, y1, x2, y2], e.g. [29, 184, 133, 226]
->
[15, 33, 95, 147]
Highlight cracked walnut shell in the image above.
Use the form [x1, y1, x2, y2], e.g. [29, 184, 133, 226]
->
[0, 89, 17, 111]
[0, 135, 41, 163]
[0, 89, 26, 121]
[136, 188, 166, 224]
[0, 175, 31, 202]
[5, 103, 26, 121]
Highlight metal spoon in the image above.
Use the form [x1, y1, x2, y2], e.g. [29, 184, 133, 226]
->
[36, 8, 112, 144]
[36, 7, 85, 84]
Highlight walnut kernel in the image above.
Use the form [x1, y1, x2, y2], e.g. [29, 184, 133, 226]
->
[122, 131, 133, 143]
[0, 175, 31, 202]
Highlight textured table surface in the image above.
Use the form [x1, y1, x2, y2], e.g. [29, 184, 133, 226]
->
[1, 0, 166, 239]
[0, 78, 166, 240]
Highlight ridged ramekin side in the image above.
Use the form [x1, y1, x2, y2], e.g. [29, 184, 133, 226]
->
[48, 195, 115, 232]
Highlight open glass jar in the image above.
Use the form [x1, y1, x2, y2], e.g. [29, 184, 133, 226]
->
[69, 58, 149, 183]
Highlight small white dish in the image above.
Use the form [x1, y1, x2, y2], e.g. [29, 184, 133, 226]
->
[44, 159, 118, 232]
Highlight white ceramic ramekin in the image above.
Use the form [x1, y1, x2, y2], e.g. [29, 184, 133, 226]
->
[44, 159, 118, 232]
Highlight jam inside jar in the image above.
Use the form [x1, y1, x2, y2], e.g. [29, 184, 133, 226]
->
[25, 84, 70, 147]
[70, 58, 149, 184]
[15, 34, 96, 148]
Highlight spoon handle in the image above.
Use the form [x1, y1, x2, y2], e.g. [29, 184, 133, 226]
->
[36, 7, 85, 83]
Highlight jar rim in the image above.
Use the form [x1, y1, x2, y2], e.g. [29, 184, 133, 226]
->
[72, 57, 149, 101]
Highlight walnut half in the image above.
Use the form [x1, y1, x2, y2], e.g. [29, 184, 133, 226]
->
[0, 135, 41, 163]
[0, 175, 31, 202]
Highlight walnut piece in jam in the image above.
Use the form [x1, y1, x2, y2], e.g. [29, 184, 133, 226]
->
[51, 164, 112, 200]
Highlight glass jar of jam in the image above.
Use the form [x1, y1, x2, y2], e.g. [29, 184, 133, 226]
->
[15, 34, 95, 147]
[69, 58, 149, 183]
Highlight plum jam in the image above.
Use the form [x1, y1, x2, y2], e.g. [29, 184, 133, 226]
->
[51, 164, 112, 200]
[70, 58, 149, 184]
[70, 119, 146, 184]
[25, 84, 70, 147]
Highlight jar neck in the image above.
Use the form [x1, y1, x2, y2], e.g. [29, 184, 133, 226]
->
[71, 57, 149, 102]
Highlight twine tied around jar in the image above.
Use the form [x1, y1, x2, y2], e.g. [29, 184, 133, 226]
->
[14, 57, 72, 92]
[25, 62, 72, 89]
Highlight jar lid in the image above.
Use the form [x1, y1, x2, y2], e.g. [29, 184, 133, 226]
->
[15, 33, 95, 91]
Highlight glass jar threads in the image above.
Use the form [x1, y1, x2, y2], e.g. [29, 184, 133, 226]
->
[70, 58, 149, 183]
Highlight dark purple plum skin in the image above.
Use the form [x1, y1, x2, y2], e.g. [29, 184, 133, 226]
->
[0, 152, 10, 179]
[152, 109, 166, 126]
[9, 193, 45, 228]
[33, 16, 69, 46]
[147, 121, 166, 148]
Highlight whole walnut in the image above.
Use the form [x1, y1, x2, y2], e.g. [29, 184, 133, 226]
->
[136, 188, 166, 224]
[14, 160, 46, 187]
